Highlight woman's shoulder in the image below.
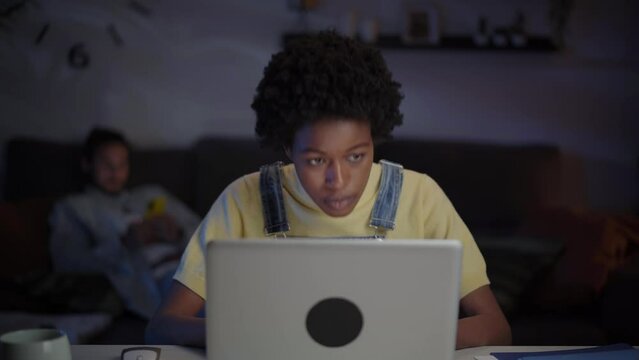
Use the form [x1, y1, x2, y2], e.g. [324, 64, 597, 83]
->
[399, 166, 440, 191]
[215, 170, 262, 203]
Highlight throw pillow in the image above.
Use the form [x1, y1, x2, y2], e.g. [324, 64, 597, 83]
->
[0, 198, 54, 279]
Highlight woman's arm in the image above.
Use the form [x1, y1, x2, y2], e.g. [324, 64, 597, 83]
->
[456, 285, 511, 349]
[145, 280, 206, 347]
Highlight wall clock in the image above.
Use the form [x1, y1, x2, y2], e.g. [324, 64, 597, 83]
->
[0, 0, 156, 73]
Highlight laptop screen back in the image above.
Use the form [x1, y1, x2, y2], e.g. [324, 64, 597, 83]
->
[206, 239, 461, 360]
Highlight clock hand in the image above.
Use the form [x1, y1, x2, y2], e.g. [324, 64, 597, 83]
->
[34, 22, 49, 44]
[128, 0, 152, 17]
[107, 23, 124, 46]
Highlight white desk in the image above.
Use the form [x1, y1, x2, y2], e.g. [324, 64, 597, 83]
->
[71, 345, 597, 360]
[72, 345, 205, 360]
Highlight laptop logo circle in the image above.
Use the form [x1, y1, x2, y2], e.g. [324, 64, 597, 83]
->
[305, 297, 363, 347]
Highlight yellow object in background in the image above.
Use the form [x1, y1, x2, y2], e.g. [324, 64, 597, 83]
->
[145, 196, 167, 219]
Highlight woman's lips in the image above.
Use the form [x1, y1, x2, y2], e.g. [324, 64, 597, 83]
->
[324, 196, 353, 211]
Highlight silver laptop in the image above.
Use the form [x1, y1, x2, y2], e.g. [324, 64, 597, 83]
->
[205, 239, 462, 360]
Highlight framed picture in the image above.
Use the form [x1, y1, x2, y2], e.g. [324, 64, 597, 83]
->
[402, 4, 440, 45]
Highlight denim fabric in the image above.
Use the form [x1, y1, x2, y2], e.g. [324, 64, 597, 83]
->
[369, 160, 403, 231]
[259, 162, 291, 236]
[259, 160, 403, 238]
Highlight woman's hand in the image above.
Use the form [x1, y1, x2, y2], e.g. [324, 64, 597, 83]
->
[456, 285, 512, 349]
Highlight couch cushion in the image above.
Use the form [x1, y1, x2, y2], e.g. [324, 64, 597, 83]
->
[476, 235, 563, 315]
[129, 149, 196, 209]
[193, 138, 285, 216]
[375, 140, 563, 235]
[601, 254, 639, 344]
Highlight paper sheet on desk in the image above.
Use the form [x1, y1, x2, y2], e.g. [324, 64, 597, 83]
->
[475, 350, 639, 360]
[474, 344, 638, 360]
[519, 349, 639, 360]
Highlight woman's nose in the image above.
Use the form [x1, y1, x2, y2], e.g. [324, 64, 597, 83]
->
[325, 161, 345, 189]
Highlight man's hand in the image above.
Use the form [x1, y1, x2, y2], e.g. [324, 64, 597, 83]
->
[124, 214, 183, 245]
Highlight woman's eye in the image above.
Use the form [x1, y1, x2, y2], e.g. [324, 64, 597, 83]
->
[347, 153, 364, 162]
[307, 158, 324, 166]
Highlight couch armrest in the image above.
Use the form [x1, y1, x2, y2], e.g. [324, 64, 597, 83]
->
[521, 208, 639, 311]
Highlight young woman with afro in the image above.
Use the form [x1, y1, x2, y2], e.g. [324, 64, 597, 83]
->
[146, 30, 511, 349]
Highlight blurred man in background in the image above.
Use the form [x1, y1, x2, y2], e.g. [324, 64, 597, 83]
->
[49, 127, 200, 319]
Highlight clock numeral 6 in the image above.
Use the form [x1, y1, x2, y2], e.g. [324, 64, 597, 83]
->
[68, 43, 90, 69]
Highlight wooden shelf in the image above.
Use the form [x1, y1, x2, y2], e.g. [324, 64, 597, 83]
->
[282, 33, 559, 52]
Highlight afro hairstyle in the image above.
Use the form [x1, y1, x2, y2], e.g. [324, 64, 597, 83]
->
[252, 30, 403, 149]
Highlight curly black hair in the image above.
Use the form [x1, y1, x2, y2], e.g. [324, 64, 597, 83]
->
[252, 30, 403, 149]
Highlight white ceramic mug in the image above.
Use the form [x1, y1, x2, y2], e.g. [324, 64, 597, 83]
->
[0, 329, 72, 360]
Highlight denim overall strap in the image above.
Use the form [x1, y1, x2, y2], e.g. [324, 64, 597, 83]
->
[369, 159, 403, 232]
[259, 162, 291, 236]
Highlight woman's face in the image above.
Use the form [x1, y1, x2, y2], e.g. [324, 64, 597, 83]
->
[289, 119, 374, 217]
[90, 142, 130, 194]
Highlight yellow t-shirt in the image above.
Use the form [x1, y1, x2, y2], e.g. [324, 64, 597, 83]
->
[174, 162, 489, 299]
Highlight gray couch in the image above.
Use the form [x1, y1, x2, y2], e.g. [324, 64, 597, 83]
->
[1, 136, 637, 345]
